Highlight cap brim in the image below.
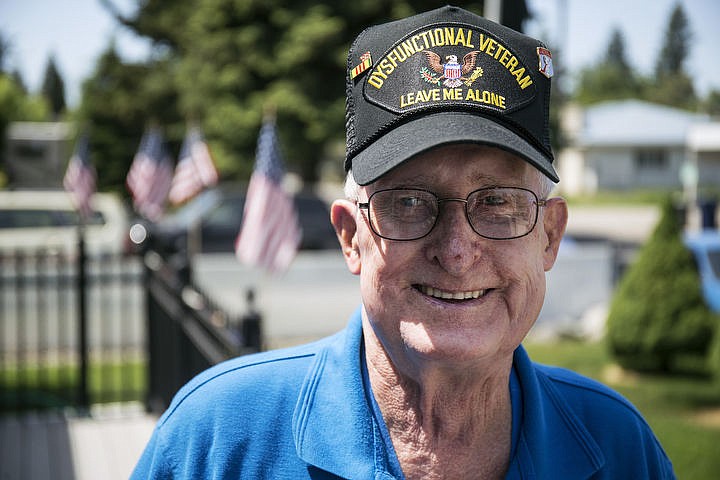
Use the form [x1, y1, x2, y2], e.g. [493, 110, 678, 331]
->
[351, 111, 559, 185]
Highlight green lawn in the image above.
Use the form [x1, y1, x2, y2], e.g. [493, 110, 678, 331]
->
[564, 189, 672, 206]
[1, 360, 146, 412]
[525, 340, 720, 480]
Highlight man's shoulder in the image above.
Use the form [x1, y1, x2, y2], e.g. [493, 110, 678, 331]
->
[526, 362, 675, 477]
[532, 362, 652, 429]
[535, 363, 634, 407]
[197, 337, 327, 384]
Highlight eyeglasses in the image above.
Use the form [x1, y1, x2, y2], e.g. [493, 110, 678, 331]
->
[357, 187, 547, 241]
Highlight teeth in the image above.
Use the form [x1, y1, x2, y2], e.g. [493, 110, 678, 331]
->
[421, 286, 484, 300]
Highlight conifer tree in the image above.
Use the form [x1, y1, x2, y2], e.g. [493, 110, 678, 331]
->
[574, 27, 641, 104]
[654, 2, 691, 78]
[646, 2, 696, 109]
[41, 55, 66, 118]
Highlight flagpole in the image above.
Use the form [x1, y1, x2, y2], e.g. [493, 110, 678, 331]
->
[168, 122, 220, 268]
[185, 122, 201, 261]
[261, 104, 278, 282]
[76, 213, 90, 412]
[64, 130, 95, 413]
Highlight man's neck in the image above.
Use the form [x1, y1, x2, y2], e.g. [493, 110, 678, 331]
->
[364, 331, 514, 479]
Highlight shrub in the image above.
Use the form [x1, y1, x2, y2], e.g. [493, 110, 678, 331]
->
[606, 197, 718, 373]
[709, 324, 720, 381]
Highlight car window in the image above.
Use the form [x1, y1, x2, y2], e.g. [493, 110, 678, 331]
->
[0, 209, 106, 228]
[204, 199, 244, 230]
[0, 210, 59, 228]
[170, 190, 222, 227]
[295, 196, 332, 229]
[53, 210, 79, 226]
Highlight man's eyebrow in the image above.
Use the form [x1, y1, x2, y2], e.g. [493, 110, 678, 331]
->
[469, 174, 506, 185]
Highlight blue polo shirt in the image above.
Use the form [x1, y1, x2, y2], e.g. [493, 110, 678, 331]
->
[132, 309, 674, 479]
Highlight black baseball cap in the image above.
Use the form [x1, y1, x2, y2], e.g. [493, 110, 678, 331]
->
[344, 5, 558, 185]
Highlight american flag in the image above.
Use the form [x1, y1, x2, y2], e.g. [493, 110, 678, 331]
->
[126, 128, 174, 221]
[168, 126, 219, 205]
[63, 133, 97, 220]
[235, 118, 302, 273]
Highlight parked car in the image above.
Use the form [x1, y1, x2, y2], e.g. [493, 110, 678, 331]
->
[137, 186, 339, 255]
[685, 231, 720, 312]
[0, 190, 131, 255]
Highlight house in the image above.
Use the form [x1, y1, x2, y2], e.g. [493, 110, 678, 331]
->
[686, 122, 720, 196]
[557, 100, 712, 196]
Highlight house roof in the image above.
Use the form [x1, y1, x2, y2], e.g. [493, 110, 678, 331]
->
[577, 100, 708, 148]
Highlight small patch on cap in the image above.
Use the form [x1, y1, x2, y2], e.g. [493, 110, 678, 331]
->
[537, 47, 553, 78]
[351, 52, 373, 80]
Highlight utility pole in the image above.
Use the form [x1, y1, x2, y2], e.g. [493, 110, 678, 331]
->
[484, 0, 502, 23]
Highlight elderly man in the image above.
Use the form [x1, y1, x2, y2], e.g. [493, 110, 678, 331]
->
[132, 6, 674, 479]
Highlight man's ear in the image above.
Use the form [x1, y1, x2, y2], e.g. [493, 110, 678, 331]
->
[330, 199, 361, 275]
[541, 197, 568, 271]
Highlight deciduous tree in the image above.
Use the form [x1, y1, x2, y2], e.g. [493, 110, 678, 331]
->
[78, 44, 183, 192]
[89, 0, 527, 186]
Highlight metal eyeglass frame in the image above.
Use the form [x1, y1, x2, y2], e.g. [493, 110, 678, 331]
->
[356, 186, 548, 241]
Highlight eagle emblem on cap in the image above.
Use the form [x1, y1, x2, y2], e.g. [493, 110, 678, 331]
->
[423, 50, 481, 88]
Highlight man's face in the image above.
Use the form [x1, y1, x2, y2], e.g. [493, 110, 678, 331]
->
[332, 144, 567, 372]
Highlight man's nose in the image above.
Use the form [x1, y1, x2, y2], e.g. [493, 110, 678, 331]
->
[427, 200, 481, 274]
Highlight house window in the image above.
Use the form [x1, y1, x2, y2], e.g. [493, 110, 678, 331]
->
[13, 141, 47, 160]
[635, 149, 668, 170]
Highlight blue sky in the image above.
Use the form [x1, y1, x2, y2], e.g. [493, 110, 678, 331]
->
[1, 0, 149, 105]
[526, 0, 720, 95]
[1, 0, 719, 106]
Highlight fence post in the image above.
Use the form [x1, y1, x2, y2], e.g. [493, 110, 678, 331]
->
[242, 288, 262, 350]
[77, 228, 90, 411]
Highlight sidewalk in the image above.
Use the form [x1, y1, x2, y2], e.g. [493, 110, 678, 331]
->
[0, 404, 156, 480]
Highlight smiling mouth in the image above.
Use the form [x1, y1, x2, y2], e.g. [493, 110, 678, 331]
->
[416, 285, 487, 300]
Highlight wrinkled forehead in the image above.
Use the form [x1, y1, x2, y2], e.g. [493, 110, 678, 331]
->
[368, 144, 540, 192]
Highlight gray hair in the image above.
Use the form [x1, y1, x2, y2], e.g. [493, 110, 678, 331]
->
[537, 173, 556, 200]
[344, 170, 361, 201]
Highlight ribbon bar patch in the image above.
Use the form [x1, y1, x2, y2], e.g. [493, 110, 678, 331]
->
[351, 52, 373, 80]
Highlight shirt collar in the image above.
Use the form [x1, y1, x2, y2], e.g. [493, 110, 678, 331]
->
[292, 309, 387, 479]
[512, 346, 605, 478]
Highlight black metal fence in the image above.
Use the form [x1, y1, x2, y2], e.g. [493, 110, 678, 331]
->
[143, 250, 261, 413]
[0, 241, 260, 415]
[0, 244, 145, 413]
